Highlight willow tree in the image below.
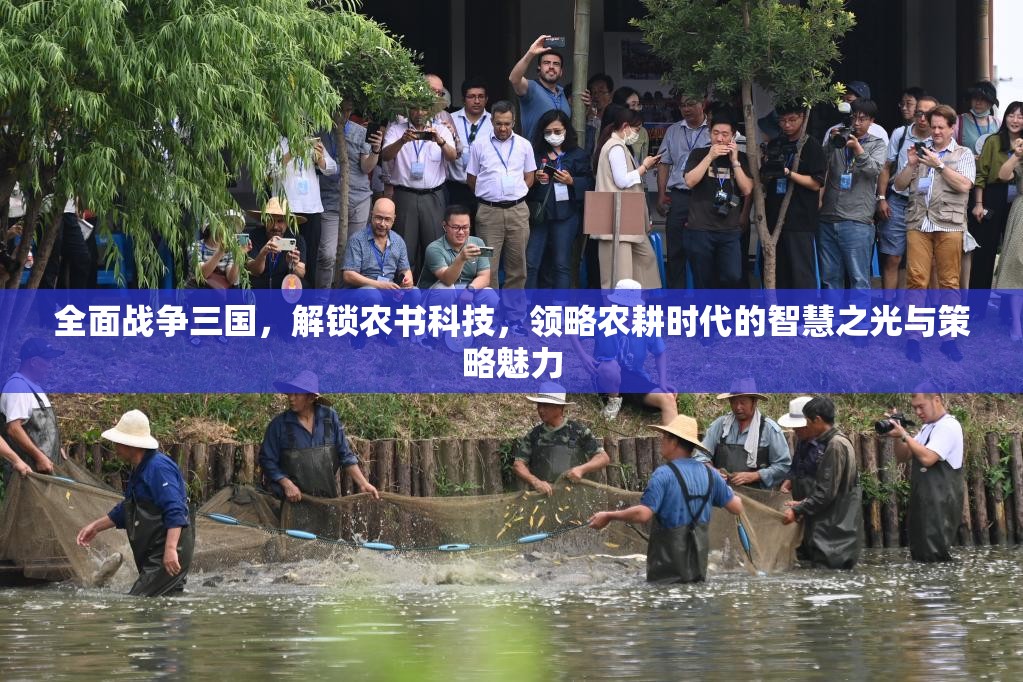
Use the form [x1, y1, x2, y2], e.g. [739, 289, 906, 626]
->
[635, 0, 855, 288]
[0, 0, 424, 291]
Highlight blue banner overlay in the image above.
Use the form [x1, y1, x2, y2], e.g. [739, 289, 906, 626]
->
[0, 289, 1019, 393]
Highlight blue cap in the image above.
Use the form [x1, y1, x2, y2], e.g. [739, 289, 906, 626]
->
[19, 338, 64, 361]
[847, 81, 871, 100]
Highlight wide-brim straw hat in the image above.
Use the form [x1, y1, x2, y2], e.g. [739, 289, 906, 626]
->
[716, 377, 767, 401]
[778, 396, 814, 429]
[246, 197, 307, 225]
[648, 415, 710, 454]
[525, 382, 575, 406]
[608, 278, 644, 306]
[102, 410, 160, 450]
[273, 370, 331, 406]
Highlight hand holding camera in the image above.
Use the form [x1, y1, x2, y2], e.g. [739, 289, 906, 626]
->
[875, 412, 916, 437]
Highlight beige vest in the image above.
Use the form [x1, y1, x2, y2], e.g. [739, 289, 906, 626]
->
[594, 135, 648, 243]
[905, 145, 970, 231]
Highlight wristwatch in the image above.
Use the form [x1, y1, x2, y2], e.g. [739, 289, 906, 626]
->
[936, 161, 946, 171]
[876, 194, 886, 202]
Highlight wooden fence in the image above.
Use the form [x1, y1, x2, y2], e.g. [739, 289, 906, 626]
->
[66, 430, 1023, 548]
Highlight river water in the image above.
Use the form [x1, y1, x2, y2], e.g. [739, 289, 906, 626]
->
[2, 546, 1022, 680]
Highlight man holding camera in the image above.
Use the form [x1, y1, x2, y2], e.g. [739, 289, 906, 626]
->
[681, 113, 753, 288]
[894, 104, 975, 363]
[882, 391, 964, 562]
[818, 99, 886, 291]
[781, 396, 862, 570]
[761, 104, 826, 289]
[380, 104, 457, 276]
[509, 36, 573, 140]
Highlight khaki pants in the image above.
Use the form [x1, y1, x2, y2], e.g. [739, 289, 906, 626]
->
[597, 238, 661, 289]
[907, 230, 963, 291]
[476, 202, 530, 290]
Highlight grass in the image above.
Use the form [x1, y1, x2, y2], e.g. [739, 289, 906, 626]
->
[51, 391, 1023, 446]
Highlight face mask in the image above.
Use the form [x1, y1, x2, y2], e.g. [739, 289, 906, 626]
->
[544, 132, 566, 147]
[623, 129, 640, 145]
[971, 108, 991, 118]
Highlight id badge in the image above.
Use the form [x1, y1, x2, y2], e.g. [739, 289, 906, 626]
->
[410, 161, 425, 180]
[461, 148, 471, 166]
[281, 273, 303, 304]
[297, 178, 309, 195]
[501, 173, 518, 195]
[554, 183, 570, 202]
[839, 173, 853, 191]
[376, 275, 391, 282]
[917, 176, 932, 194]
[775, 178, 788, 195]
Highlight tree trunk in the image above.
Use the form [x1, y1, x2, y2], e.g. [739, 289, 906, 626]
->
[739, 79, 771, 288]
[571, 0, 592, 137]
[332, 111, 350, 288]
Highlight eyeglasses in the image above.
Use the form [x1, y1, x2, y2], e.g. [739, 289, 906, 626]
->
[914, 110, 934, 118]
[446, 225, 470, 232]
[850, 114, 872, 123]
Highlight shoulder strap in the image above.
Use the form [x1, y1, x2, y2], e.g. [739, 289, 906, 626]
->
[895, 124, 911, 158]
[667, 461, 713, 529]
[8, 376, 45, 410]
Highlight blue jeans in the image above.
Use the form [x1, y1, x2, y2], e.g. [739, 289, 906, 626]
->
[682, 228, 742, 288]
[817, 220, 875, 290]
[526, 211, 579, 290]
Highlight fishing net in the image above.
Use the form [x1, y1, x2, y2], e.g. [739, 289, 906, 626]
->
[1, 472, 800, 586]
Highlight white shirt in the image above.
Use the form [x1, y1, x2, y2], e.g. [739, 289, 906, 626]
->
[609, 144, 642, 189]
[273, 138, 338, 214]
[1, 372, 51, 424]
[382, 121, 454, 189]
[448, 109, 493, 183]
[466, 133, 536, 202]
[913, 413, 963, 470]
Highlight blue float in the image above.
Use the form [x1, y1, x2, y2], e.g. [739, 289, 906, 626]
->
[516, 532, 550, 544]
[362, 542, 396, 551]
[737, 522, 752, 554]
[50, 476, 77, 485]
[285, 529, 318, 540]
[207, 513, 241, 526]
[438, 543, 471, 552]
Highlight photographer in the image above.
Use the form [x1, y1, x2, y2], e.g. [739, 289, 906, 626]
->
[761, 104, 826, 289]
[882, 391, 964, 563]
[682, 112, 753, 288]
[818, 99, 886, 291]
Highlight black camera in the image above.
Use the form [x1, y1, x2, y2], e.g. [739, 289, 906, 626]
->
[713, 188, 740, 216]
[831, 123, 853, 149]
[761, 141, 793, 181]
[874, 413, 916, 435]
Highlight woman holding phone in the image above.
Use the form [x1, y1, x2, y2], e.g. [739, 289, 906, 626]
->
[526, 110, 592, 290]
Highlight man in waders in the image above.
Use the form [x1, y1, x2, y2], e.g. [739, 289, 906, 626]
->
[512, 382, 609, 495]
[695, 380, 790, 489]
[589, 415, 743, 584]
[883, 391, 963, 562]
[76, 410, 193, 596]
[0, 338, 66, 480]
[781, 396, 863, 569]
[259, 371, 378, 503]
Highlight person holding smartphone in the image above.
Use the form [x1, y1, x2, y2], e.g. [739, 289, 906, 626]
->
[244, 197, 308, 289]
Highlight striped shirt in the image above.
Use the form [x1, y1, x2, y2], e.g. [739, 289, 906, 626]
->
[920, 140, 976, 233]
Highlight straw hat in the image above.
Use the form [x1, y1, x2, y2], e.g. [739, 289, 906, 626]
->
[102, 410, 160, 450]
[648, 415, 710, 454]
[778, 396, 813, 429]
[608, 278, 644, 306]
[273, 370, 331, 405]
[716, 377, 767, 401]
[246, 197, 307, 225]
[525, 382, 575, 406]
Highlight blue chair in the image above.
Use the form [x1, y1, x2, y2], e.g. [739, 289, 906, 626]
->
[648, 232, 667, 288]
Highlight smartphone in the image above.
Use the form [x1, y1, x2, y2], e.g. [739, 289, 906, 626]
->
[409, 130, 433, 141]
[366, 122, 383, 139]
[277, 237, 297, 252]
[913, 141, 928, 156]
[477, 246, 495, 257]
[544, 36, 566, 48]
[236, 233, 251, 247]
[542, 163, 560, 176]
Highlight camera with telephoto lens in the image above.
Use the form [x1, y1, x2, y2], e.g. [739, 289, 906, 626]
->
[830, 101, 853, 149]
[713, 188, 740, 216]
[760, 141, 793, 181]
[874, 412, 915, 435]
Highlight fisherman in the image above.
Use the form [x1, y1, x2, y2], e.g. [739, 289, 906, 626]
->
[512, 382, 609, 495]
[0, 338, 66, 480]
[781, 396, 863, 569]
[76, 410, 193, 596]
[259, 371, 378, 502]
[695, 379, 791, 489]
[589, 415, 743, 583]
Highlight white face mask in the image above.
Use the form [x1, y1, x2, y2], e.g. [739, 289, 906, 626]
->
[971, 108, 991, 118]
[622, 129, 640, 145]
[544, 132, 566, 147]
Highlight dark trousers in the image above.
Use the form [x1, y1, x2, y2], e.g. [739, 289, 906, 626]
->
[42, 213, 97, 289]
[445, 181, 478, 225]
[967, 183, 1010, 320]
[664, 188, 691, 288]
[775, 230, 818, 289]
[683, 228, 743, 288]
[393, 187, 445, 277]
[295, 212, 322, 288]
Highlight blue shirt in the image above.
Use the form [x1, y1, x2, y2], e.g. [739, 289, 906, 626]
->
[259, 405, 358, 483]
[592, 329, 665, 380]
[658, 119, 711, 190]
[695, 413, 792, 489]
[108, 451, 190, 529]
[640, 458, 733, 529]
[518, 79, 571, 140]
[342, 227, 411, 283]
